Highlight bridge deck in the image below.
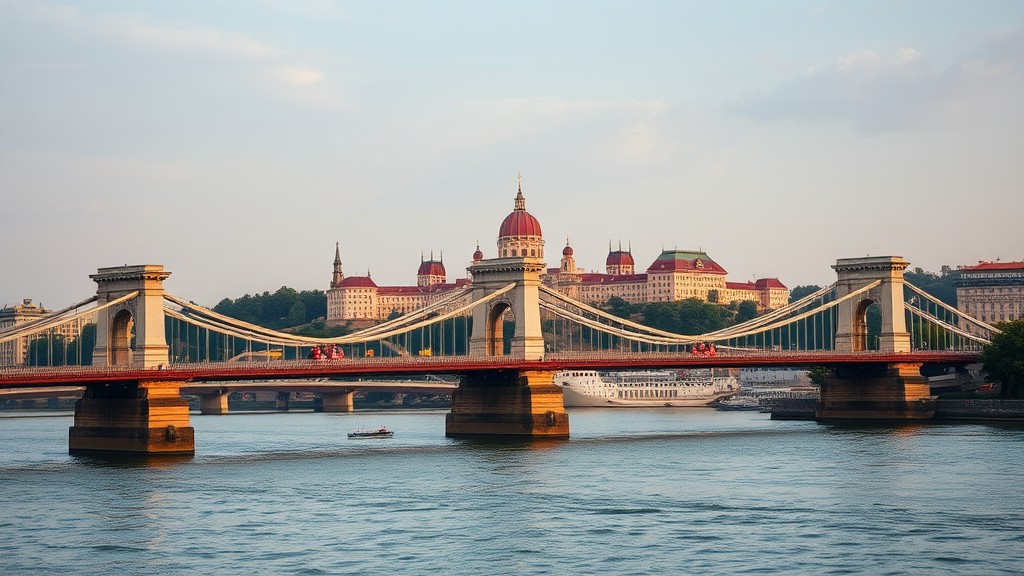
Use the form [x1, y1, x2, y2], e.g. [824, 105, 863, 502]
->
[0, 351, 978, 388]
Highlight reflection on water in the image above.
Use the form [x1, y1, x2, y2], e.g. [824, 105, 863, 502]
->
[0, 409, 1022, 575]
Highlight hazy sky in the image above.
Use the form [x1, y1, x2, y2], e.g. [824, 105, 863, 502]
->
[2, 0, 1022, 309]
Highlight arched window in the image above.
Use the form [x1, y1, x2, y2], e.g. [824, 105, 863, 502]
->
[521, 249, 527, 256]
[530, 249, 536, 257]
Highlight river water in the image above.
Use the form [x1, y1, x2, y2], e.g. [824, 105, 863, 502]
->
[1, 408, 1022, 575]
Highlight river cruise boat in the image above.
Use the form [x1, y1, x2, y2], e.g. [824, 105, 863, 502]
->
[347, 427, 394, 439]
[554, 369, 739, 407]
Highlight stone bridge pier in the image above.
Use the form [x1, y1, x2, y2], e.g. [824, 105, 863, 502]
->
[70, 265, 195, 455]
[817, 256, 934, 420]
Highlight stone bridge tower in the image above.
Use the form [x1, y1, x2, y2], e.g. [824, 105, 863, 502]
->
[91, 265, 171, 369]
[832, 256, 911, 353]
[447, 180, 568, 437]
[819, 256, 931, 420]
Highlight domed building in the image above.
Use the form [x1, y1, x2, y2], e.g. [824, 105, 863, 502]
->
[417, 252, 447, 287]
[497, 181, 544, 259]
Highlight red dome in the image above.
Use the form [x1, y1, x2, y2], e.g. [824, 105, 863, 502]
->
[606, 251, 634, 266]
[498, 187, 542, 238]
[417, 261, 446, 277]
[499, 210, 542, 238]
[562, 244, 574, 256]
[473, 249, 484, 261]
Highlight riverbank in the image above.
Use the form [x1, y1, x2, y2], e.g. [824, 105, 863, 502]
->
[766, 398, 1024, 421]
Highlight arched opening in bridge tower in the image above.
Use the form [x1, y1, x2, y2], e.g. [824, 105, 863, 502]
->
[486, 303, 515, 356]
[110, 309, 135, 366]
[852, 300, 882, 352]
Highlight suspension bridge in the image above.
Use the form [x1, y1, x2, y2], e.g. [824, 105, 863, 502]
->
[0, 250, 996, 456]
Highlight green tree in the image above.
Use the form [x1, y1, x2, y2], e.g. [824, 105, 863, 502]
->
[807, 366, 830, 386]
[905, 267, 957, 307]
[736, 301, 758, 323]
[980, 319, 1024, 399]
[789, 285, 822, 303]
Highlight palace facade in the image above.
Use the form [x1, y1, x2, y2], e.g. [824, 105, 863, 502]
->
[956, 261, 1024, 330]
[326, 184, 788, 324]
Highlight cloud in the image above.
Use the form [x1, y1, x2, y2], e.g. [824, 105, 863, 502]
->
[109, 19, 274, 58]
[734, 28, 1024, 134]
[275, 67, 326, 85]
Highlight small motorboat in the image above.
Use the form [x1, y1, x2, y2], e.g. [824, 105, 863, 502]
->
[347, 427, 394, 439]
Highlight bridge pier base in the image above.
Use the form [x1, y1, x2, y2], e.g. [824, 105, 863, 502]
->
[199, 391, 230, 415]
[69, 380, 195, 455]
[317, 391, 354, 413]
[276, 391, 290, 411]
[445, 370, 569, 437]
[816, 363, 935, 420]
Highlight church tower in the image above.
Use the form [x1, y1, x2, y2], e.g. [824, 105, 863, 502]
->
[330, 242, 345, 288]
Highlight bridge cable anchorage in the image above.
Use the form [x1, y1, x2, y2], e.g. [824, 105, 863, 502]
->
[0, 291, 138, 346]
[0, 294, 98, 338]
[904, 281, 1002, 336]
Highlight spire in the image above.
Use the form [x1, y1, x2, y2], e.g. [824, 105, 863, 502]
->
[628, 240, 632, 254]
[421, 250, 424, 263]
[566, 236, 570, 247]
[440, 250, 444, 263]
[514, 174, 526, 210]
[618, 239, 622, 251]
[331, 242, 344, 287]
[609, 240, 613, 253]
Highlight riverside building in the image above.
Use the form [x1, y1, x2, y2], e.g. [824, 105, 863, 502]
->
[0, 299, 83, 365]
[326, 183, 789, 324]
[956, 260, 1024, 330]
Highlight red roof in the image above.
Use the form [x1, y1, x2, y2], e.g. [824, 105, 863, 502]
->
[562, 244, 574, 256]
[499, 188, 542, 238]
[754, 278, 787, 289]
[726, 281, 756, 290]
[646, 250, 727, 274]
[960, 261, 1024, 272]
[417, 261, 446, 277]
[499, 210, 542, 238]
[606, 250, 634, 267]
[337, 276, 377, 288]
[578, 273, 647, 284]
[378, 283, 461, 295]
[473, 249, 484, 261]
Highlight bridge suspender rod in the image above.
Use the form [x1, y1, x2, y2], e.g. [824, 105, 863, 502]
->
[696, 283, 837, 339]
[340, 286, 473, 340]
[341, 283, 517, 344]
[164, 285, 475, 345]
[0, 295, 99, 338]
[164, 307, 304, 347]
[904, 282, 1002, 335]
[905, 305, 992, 345]
[714, 281, 881, 341]
[0, 292, 137, 345]
[539, 301, 691, 345]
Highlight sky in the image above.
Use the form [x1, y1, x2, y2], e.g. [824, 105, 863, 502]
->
[2, 0, 1022, 309]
